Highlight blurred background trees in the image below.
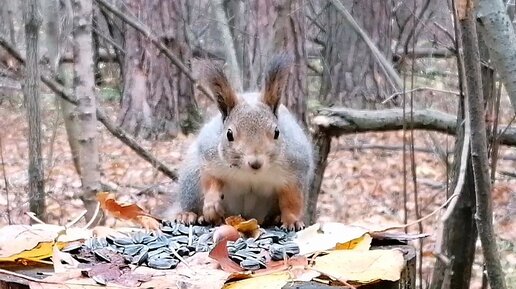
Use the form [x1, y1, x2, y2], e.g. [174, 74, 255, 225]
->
[0, 0, 514, 288]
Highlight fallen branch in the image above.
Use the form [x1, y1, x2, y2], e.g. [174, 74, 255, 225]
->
[94, 0, 214, 102]
[313, 107, 516, 146]
[394, 47, 456, 59]
[0, 36, 178, 181]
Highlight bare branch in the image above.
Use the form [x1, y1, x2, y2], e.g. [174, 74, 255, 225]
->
[313, 107, 516, 146]
[0, 36, 179, 181]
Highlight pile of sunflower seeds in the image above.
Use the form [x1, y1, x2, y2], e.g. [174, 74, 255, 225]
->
[227, 229, 299, 270]
[79, 221, 300, 271]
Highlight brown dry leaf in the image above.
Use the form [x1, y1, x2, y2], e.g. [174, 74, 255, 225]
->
[0, 225, 90, 262]
[97, 192, 160, 230]
[209, 238, 243, 272]
[294, 223, 369, 255]
[225, 216, 261, 238]
[135, 215, 161, 231]
[223, 272, 291, 289]
[214, 225, 241, 243]
[225, 215, 247, 226]
[312, 249, 405, 284]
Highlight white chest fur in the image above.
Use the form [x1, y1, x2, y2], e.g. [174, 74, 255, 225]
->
[206, 165, 290, 223]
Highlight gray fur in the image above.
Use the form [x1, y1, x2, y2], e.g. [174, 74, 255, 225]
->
[174, 91, 314, 225]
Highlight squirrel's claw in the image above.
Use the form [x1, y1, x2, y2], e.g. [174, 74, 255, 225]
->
[281, 220, 305, 231]
[175, 212, 198, 225]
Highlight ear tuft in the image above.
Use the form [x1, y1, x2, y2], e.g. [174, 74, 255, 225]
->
[204, 62, 238, 120]
[262, 53, 293, 114]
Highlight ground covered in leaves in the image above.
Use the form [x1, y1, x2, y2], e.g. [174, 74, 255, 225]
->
[0, 95, 514, 288]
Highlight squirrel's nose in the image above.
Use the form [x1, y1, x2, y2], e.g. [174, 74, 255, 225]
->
[248, 160, 263, 170]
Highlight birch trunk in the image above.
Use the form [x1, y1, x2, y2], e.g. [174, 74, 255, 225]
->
[477, 0, 516, 112]
[24, 0, 45, 221]
[72, 0, 101, 220]
[462, 5, 507, 289]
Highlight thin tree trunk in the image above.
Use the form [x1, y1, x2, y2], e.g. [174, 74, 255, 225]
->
[461, 4, 507, 289]
[212, 0, 242, 92]
[72, 0, 101, 221]
[24, 0, 45, 221]
[60, 63, 82, 175]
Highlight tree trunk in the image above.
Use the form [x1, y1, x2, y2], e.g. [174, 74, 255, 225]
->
[226, 0, 308, 122]
[320, 0, 393, 108]
[462, 5, 507, 289]
[72, 0, 101, 221]
[429, 101, 477, 289]
[24, 0, 45, 221]
[477, 0, 516, 112]
[212, 0, 242, 93]
[117, 0, 198, 139]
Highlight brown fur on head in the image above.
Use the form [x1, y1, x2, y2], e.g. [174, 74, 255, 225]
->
[206, 53, 293, 171]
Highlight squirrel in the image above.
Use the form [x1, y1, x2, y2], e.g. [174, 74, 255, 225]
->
[173, 53, 314, 231]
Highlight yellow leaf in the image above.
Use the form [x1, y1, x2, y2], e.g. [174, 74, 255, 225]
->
[0, 241, 66, 262]
[335, 233, 372, 251]
[0, 224, 90, 262]
[294, 223, 369, 255]
[312, 249, 405, 284]
[223, 272, 291, 289]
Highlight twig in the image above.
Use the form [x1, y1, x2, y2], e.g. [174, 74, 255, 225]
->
[0, 35, 179, 181]
[91, 25, 125, 54]
[94, 0, 214, 102]
[433, 22, 455, 43]
[66, 210, 88, 228]
[25, 212, 46, 224]
[84, 202, 101, 229]
[0, 134, 11, 224]
[376, 190, 460, 232]
[383, 87, 460, 104]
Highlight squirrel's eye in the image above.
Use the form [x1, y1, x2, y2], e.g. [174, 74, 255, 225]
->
[227, 129, 234, 141]
[274, 127, 280, 140]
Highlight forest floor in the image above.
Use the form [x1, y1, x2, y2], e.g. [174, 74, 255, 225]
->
[0, 94, 514, 288]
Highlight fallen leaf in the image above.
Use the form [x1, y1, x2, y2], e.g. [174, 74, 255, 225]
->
[52, 244, 80, 273]
[97, 192, 160, 230]
[294, 223, 369, 255]
[208, 238, 242, 272]
[312, 249, 405, 284]
[0, 225, 90, 262]
[213, 225, 240, 243]
[223, 272, 291, 289]
[225, 216, 261, 239]
[335, 233, 372, 251]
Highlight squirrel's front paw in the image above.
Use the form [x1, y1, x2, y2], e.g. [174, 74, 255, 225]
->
[201, 200, 225, 225]
[280, 214, 305, 231]
[175, 212, 198, 225]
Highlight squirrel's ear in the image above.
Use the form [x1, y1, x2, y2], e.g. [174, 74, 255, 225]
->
[262, 53, 293, 114]
[205, 62, 238, 120]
